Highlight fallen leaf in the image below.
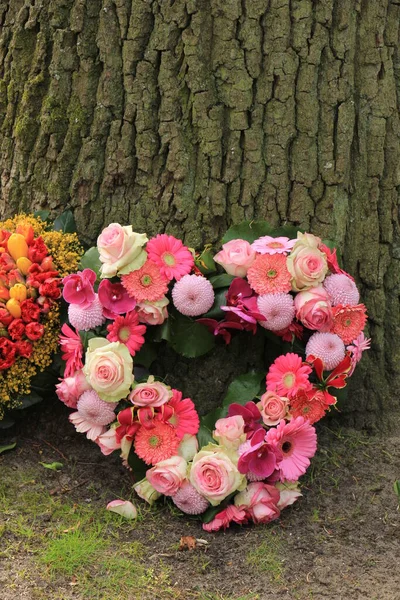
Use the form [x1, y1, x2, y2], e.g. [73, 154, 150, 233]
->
[39, 461, 63, 471]
[0, 442, 16, 454]
[179, 536, 197, 551]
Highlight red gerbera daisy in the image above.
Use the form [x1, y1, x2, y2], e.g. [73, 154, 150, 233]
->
[247, 254, 292, 295]
[121, 260, 168, 303]
[146, 234, 194, 281]
[290, 390, 327, 425]
[331, 304, 367, 344]
[159, 389, 200, 439]
[266, 353, 312, 399]
[106, 311, 146, 356]
[134, 421, 180, 465]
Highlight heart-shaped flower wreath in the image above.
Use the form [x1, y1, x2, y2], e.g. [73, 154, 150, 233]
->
[57, 221, 369, 531]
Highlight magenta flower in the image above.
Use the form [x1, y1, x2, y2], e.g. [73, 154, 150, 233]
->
[222, 278, 265, 323]
[106, 311, 146, 355]
[196, 317, 246, 344]
[227, 401, 263, 436]
[98, 279, 137, 319]
[266, 417, 317, 482]
[238, 428, 279, 479]
[62, 269, 96, 308]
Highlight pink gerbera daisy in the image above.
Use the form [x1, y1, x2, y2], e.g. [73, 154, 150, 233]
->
[266, 353, 312, 399]
[161, 389, 200, 439]
[247, 254, 292, 295]
[146, 234, 194, 281]
[252, 236, 296, 255]
[266, 416, 317, 481]
[331, 304, 367, 344]
[106, 311, 146, 356]
[134, 421, 180, 465]
[347, 332, 371, 375]
[59, 323, 84, 377]
[121, 260, 168, 303]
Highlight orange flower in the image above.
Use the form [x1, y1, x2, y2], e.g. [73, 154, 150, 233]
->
[247, 254, 291, 294]
[331, 304, 367, 344]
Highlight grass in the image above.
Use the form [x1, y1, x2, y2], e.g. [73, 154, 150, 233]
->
[246, 529, 284, 582]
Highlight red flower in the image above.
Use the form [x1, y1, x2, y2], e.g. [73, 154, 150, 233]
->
[15, 340, 33, 358]
[39, 278, 61, 299]
[20, 299, 41, 323]
[0, 307, 13, 326]
[25, 322, 45, 341]
[8, 318, 25, 340]
[116, 407, 140, 444]
[0, 338, 17, 370]
[28, 237, 48, 263]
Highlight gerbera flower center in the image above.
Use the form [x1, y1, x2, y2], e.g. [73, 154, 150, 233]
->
[283, 372, 295, 388]
[268, 242, 284, 249]
[282, 441, 292, 454]
[118, 326, 130, 342]
[141, 274, 153, 287]
[149, 435, 161, 448]
[162, 251, 176, 266]
[267, 269, 277, 278]
[344, 318, 351, 326]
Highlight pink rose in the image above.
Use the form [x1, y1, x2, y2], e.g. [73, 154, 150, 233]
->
[275, 482, 302, 509]
[214, 239, 256, 277]
[257, 391, 289, 426]
[62, 269, 96, 308]
[287, 232, 328, 291]
[234, 482, 280, 524]
[294, 286, 333, 331]
[55, 370, 91, 409]
[190, 444, 245, 505]
[84, 338, 134, 402]
[97, 223, 148, 278]
[146, 456, 187, 496]
[129, 375, 172, 407]
[96, 428, 121, 456]
[213, 416, 246, 449]
[136, 297, 169, 325]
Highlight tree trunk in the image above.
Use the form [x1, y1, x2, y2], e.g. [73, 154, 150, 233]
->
[0, 0, 399, 429]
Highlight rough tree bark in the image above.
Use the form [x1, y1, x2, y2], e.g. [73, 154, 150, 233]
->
[0, 0, 399, 428]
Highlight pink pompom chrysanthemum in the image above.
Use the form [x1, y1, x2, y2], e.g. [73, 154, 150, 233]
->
[266, 416, 317, 481]
[69, 390, 117, 441]
[134, 421, 180, 465]
[252, 236, 296, 255]
[306, 332, 345, 371]
[323, 273, 360, 306]
[172, 481, 209, 515]
[257, 293, 295, 332]
[161, 389, 200, 439]
[59, 323, 84, 377]
[146, 234, 194, 281]
[68, 294, 105, 332]
[121, 260, 168, 303]
[172, 274, 215, 317]
[266, 353, 312, 399]
[247, 254, 292, 295]
[331, 304, 367, 344]
[106, 311, 146, 356]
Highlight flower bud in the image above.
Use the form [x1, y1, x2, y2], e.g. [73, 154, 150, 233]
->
[6, 298, 21, 318]
[10, 284, 27, 302]
[16, 257, 33, 275]
[7, 233, 28, 261]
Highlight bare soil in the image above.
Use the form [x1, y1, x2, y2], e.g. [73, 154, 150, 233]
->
[1, 399, 399, 600]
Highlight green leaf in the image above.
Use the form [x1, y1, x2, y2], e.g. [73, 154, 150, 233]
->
[221, 220, 273, 244]
[209, 274, 235, 289]
[322, 238, 343, 267]
[15, 392, 43, 410]
[34, 210, 50, 222]
[168, 313, 215, 358]
[127, 448, 148, 482]
[201, 492, 236, 523]
[53, 210, 77, 233]
[79, 247, 102, 278]
[134, 343, 157, 369]
[394, 480, 400, 502]
[0, 442, 16, 454]
[195, 246, 217, 275]
[220, 371, 265, 415]
[197, 423, 215, 448]
[202, 288, 228, 320]
[40, 461, 63, 471]
[273, 224, 301, 239]
[0, 416, 15, 429]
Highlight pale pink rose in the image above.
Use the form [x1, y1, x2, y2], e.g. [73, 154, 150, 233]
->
[55, 370, 91, 409]
[234, 482, 280, 524]
[214, 239, 256, 277]
[190, 444, 245, 506]
[257, 391, 289, 426]
[136, 296, 169, 325]
[287, 232, 328, 291]
[96, 428, 120, 456]
[146, 456, 187, 496]
[275, 482, 302, 509]
[97, 223, 148, 278]
[84, 338, 134, 403]
[294, 286, 333, 331]
[213, 416, 246, 449]
[133, 478, 161, 505]
[129, 375, 172, 407]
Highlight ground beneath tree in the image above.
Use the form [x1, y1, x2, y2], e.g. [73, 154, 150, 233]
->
[0, 400, 399, 600]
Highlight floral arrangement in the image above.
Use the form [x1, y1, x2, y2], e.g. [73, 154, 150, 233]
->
[0, 212, 82, 419]
[57, 220, 370, 530]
